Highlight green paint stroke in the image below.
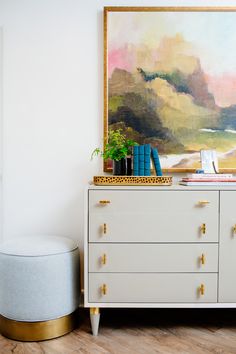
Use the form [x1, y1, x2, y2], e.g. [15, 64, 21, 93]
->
[109, 96, 124, 113]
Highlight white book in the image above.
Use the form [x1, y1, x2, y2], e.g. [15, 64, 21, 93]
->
[180, 181, 236, 186]
[187, 173, 233, 179]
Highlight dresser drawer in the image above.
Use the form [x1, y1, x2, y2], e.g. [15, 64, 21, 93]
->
[89, 191, 218, 242]
[89, 244, 218, 273]
[89, 191, 218, 243]
[89, 273, 217, 303]
[89, 190, 218, 214]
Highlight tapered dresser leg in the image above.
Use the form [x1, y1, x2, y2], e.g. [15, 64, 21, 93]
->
[90, 308, 100, 336]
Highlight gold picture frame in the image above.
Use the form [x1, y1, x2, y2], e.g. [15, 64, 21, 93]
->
[104, 7, 236, 173]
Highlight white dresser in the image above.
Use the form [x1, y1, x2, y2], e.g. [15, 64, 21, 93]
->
[84, 185, 236, 335]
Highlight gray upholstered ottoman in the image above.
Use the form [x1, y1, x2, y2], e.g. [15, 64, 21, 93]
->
[0, 235, 80, 341]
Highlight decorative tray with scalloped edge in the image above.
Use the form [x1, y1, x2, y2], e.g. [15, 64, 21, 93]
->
[93, 176, 172, 186]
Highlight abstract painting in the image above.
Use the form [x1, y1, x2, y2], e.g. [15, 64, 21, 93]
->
[104, 7, 236, 172]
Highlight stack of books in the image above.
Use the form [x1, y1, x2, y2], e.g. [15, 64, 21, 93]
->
[133, 144, 162, 176]
[179, 173, 236, 186]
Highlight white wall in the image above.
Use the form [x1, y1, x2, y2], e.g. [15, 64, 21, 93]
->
[0, 0, 101, 244]
[0, 27, 2, 241]
[0, 0, 236, 247]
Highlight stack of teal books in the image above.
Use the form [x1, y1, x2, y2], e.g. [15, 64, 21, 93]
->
[133, 144, 162, 176]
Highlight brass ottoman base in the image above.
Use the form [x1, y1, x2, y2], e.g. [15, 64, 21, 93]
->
[0, 311, 78, 341]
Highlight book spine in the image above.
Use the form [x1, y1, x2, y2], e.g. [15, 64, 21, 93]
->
[151, 148, 162, 176]
[133, 146, 139, 176]
[180, 181, 236, 186]
[139, 145, 145, 176]
[144, 144, 151, 176]
[187, 173, 232, 179]
[182, 178, 236, 182]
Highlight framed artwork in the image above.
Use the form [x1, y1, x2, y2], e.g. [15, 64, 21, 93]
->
[104, 7, 236, 172]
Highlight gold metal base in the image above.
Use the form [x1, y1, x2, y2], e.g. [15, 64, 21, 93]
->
[0, 311, 78, 342]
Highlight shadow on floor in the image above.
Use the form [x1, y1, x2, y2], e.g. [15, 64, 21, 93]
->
[81, 308, 236, 330]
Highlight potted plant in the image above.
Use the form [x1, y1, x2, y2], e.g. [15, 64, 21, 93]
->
[91, 129, 138, 175]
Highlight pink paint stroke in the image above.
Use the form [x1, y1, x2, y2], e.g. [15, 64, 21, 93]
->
[108, 45, 136, 78]
[207, 74, 236, 107]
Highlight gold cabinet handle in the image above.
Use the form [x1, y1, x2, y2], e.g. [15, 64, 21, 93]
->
[200, 254, 205, 265]
[198, 200, 210, 206]
[101, 254, 107, 265]
[233, 225, 236, 234]
[199, 284, 205, 296]
[99, 200, 111, 205]
[103, 223, 107, 235]
[101, 284, 107, 295]
[200, 223, 206, 235]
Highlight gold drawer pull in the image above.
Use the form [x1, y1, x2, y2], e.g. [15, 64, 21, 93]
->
[200, 254, 205, 265]
[198, 200, 210, 206]
[200, 223, 206, 235]
[101, 284, 107, 295]
[199, 284, 205, 296]
[233, 225, 236, 234]
[99, 200, 111, 205]
[101, 254, 107, 265]
[103, 223, 107, 234]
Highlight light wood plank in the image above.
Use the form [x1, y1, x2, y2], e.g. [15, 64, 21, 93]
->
[0, 309, 236, 354]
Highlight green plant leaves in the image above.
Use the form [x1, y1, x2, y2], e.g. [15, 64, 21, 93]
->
[91, 129, 138, 161]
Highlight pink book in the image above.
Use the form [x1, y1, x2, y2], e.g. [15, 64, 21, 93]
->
[182, 178, 236, 182]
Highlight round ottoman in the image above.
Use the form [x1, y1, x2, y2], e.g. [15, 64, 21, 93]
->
[0, 235, 80, 341]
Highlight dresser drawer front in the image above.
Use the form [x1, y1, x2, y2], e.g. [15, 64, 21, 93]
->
[89, 190, 218, 214]
[89, 244, 218, 273]
[219, 191, 236, 302]
[89, 191, 218, 243]
[89, 214, 218, 243]
[89, 273, 217, 303]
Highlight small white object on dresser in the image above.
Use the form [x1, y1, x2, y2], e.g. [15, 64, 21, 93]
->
[84, 184, 236, 335]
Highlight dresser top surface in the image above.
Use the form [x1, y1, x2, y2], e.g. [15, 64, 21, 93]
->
[88, 182, 236, 191]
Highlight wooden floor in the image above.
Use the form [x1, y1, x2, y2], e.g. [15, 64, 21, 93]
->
[1, 309, 236, 354]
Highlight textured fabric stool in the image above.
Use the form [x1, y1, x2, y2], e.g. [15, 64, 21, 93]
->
[0, 235, 80, 341]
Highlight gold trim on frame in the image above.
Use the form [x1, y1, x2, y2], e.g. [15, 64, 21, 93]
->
[103, 7, 236, 174]
[104, 7, 109, 173]
[0, 311, 78, 342]
[104, 7, 236, 13]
